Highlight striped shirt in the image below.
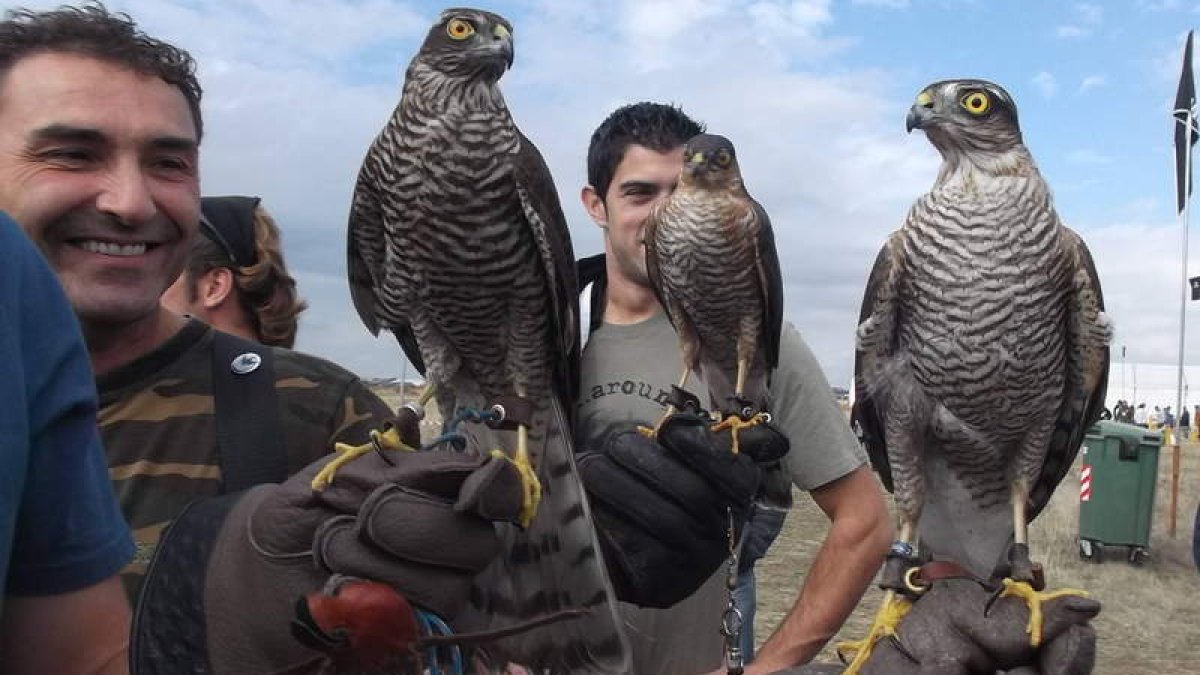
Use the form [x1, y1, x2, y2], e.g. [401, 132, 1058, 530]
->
[97, 319, 393, 600]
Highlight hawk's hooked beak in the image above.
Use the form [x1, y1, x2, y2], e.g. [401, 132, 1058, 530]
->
[493, 24, 514, 69]
[683, 150, 707, 176]
[906, 90, 935, 133]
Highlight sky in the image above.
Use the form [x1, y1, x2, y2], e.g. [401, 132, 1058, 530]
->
[21, 0, 1200, 406]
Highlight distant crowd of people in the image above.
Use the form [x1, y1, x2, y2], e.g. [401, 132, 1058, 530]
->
[1111, 399, 1196, 437]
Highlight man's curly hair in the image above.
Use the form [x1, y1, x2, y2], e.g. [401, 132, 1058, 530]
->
[185, 206, 308, 349]
[0, 2, 203, 138]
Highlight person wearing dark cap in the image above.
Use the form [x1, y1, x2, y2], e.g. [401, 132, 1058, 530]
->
[162, 195, 307, 348]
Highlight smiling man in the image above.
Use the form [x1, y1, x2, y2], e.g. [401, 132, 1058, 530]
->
[0, 49, 201, 374]
[0, 4, 393, 605]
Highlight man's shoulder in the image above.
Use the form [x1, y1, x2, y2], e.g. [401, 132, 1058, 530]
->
[268, 346, 392, 424]
[270, 346, 364, 388]
[201, 328, 364, 390]
[777, 320, 809, 349]
[772, 321, 822, 377]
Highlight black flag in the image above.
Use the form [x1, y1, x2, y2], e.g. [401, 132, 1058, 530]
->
[1175, 30, 1197, 213]
[1191, 275, 1200, 300]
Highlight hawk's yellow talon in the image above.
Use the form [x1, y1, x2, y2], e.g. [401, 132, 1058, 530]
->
[638, 409, 675, 439]
[491, 448, 541, 528]
[310, 425, 414, 491]
[710, 412, 768, 455]
[999, 579, 1089, 647]
[836, 593, 912, 673]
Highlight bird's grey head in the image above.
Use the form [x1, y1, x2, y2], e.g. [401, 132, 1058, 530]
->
[681, 133, 742, 188]
[906, 79, 1024, 158]
[414, 8, 514, 82]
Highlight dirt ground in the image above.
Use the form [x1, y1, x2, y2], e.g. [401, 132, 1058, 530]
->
[371, 386, 1200, 673]
[757, 434, 1200, 675]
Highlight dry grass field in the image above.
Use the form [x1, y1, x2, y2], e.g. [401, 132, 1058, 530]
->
[758, 434, 1200, 675]
[370, 385, 1200, 673]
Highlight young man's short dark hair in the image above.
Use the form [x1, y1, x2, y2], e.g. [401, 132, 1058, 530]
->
[0, 2, 203, 138]
[586, 102, 704, 201]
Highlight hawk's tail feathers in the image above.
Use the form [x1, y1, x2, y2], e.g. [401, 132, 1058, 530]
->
[460, 396, 630, 674]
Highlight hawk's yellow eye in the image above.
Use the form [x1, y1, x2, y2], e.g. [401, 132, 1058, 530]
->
[714, 149, 732, 167]
[961, 91, 991, 115]
[446, 18, 475, 40]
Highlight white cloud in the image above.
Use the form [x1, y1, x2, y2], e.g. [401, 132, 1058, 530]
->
[1033, 71, 1059, 98]
[1138, 0, 1183, 11]
[1075, 2, 1103, 24]
[117, 0, 426, 70]
[620, 0, 727, 44]
[748, 0, 836, 40]
[1055, 2, 1101, 39]
[613, 0, 848, 73]
[29, 0, 1176, 396]
[1080, 219, 1200, 370]
[1065, 149, 1114, 165]
[1078, 75, 1107, 93]
[34, 0, 900, 385]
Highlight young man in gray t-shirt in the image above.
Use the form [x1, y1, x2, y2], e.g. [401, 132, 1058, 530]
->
[576, 102, 892, 675]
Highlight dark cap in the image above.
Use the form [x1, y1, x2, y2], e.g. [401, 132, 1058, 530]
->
[200, 196, 261, 267]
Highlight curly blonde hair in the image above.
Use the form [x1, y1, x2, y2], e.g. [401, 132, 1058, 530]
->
[185, 205, 308, 348]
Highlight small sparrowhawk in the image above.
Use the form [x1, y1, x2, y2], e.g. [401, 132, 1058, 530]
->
[643, 133, 784, 437]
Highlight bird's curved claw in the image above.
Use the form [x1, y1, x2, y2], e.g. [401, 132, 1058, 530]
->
[311, 424, 416, 491]
[836, 593, 912, 674]
[710, 411, 769, 455]
[998, 578, 1090, 647]
[490, 448, 541, 528]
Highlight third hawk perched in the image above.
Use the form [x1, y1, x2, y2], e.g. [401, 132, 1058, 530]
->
[846, 79, 1110, 668]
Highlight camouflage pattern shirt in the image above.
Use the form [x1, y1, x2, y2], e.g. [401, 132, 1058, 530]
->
[97, 319, 394, 600]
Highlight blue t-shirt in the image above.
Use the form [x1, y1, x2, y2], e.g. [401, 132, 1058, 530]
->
[0, 213, 134, 609]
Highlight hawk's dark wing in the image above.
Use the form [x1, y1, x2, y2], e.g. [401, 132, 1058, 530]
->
[513, 129, 579, 411]
[1029, 228, 1110, 520]
[752, 197, 783, 374]
[852, 236, 902, 493]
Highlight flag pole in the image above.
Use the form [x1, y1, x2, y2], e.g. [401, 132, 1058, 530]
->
[1177, 108, 1192, 444]
[1171, 29, 1195, 539]
[1172, 107, 1195, 539]
[1172, 147, 1188, 539]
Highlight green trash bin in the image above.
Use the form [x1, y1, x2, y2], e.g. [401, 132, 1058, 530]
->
[1077, 420, 1161, 565]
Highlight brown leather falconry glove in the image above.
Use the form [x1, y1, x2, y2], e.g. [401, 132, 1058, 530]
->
[132, 434, 525, 675]
[770, 575, 1100, 675]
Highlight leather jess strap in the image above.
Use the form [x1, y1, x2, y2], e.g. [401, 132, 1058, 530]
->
[210, 330, 287, 492]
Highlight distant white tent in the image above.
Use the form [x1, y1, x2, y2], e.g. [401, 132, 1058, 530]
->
[1107, 361, 1200, 412]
